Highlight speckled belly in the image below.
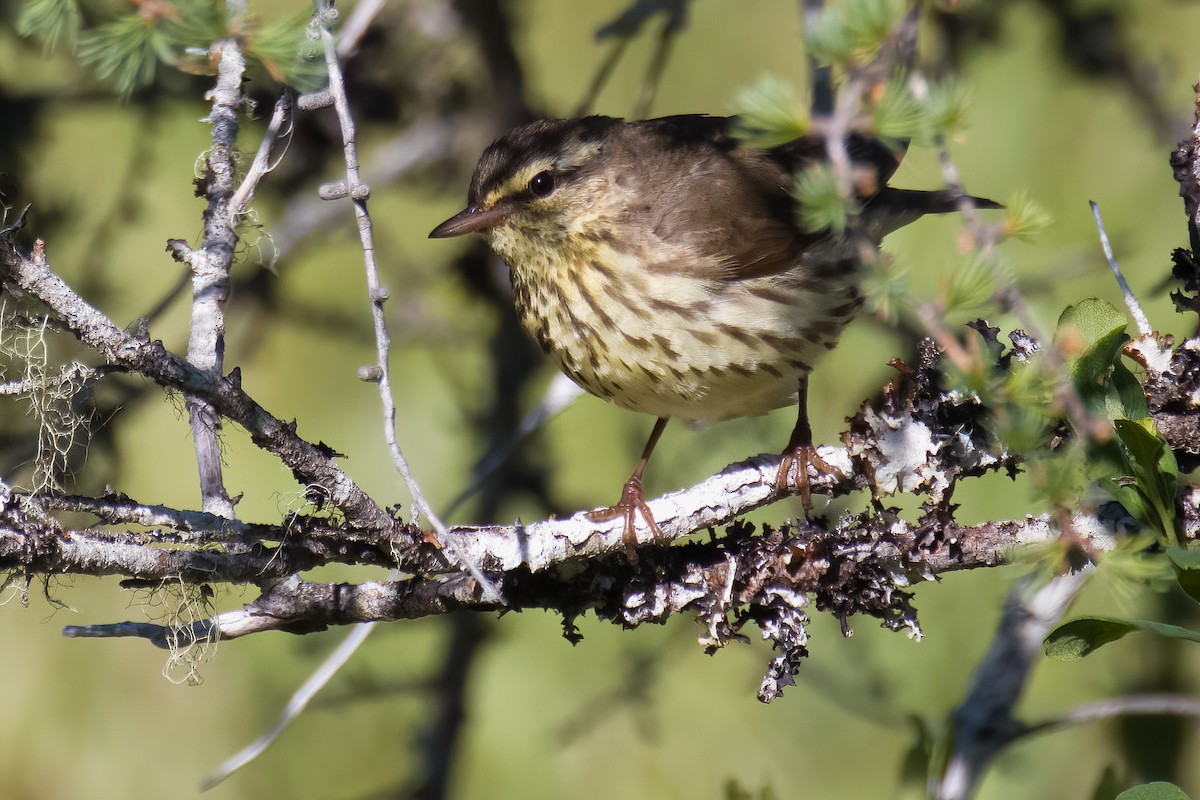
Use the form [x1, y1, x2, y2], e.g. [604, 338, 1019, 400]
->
[510, 255, 862, 424]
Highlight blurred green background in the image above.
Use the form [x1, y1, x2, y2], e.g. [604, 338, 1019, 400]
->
[2, 0, 1200, 797]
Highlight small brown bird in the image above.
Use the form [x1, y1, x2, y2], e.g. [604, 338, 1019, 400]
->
[431, 115, 996, 560]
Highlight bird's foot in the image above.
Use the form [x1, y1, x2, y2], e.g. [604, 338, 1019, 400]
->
[586, 476, 662, 564]
[775, 444, 840, 511]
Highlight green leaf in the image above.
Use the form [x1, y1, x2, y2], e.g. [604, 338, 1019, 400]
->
[1024, 448, 1089, 508]
[1045, 618, 1137, 660]
[16, 0, 80, 52]
[245, 10, 327, 91]
[1057, 297, 1128, 351]
[1097, 537, 1172, 610]
[732, 75, 809, 148]
[805, 0, 906, 66]
[1056, 297, 1127, 401]
[1001, 190, 1053, 241]
[1166, 547, 1200, 570]
[1045, 617, 1200, 660]
[78, 15, 166, 95]
[860, 258, 909, 321]
[161, 0, 224, 49]
[793, 165, 853, 234]
[1112, 419, 1179, 543]
[805, 9, 852, 65]
[1069, 324, 1128, 392]
[1115, 783, 1193, 800]
[943, 251, 999, 317]
[1121, 619, 1200, 644]
[924, 80, 971, 138]
[71, 0, 228, 94]
[874, 77, 924, 143]
[844, 0, 905, 47]
[1114, 419, 1174, 480]
[1112, 359, 1149, 420]
[1055, 299, 1153, 422]
[1167, 547, 1200, 605]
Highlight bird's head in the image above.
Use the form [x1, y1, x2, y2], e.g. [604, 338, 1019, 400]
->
[429, 117, 624, 265]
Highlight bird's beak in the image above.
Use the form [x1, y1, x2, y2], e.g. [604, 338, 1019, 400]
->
[428, 204, 511, 238]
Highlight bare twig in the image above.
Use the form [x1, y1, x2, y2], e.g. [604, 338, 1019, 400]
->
[314, 4, 500, 601]
[1090, 200, 1174, 375]
[207, 6, 539, 786]
[1091, 201, 1152, 338]
[573, 36, 631, 117]
[269, 116, 462, 261]
[935, 570, 1091, 800]
[631, 15, 680, 119]
[229, 90, 294, 217]
[337, 0, 390, 57]
[201, 622, 377, 790]
[2, 494, 414, 581]
[37, 492, 271, 542]
[1028, 693, 1200, 736]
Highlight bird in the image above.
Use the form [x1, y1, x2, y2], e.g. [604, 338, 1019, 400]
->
[430, 114, 998, 562]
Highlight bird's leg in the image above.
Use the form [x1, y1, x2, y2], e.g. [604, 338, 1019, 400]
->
[776, 375, 839, 509]
[587, 416, 669, 563]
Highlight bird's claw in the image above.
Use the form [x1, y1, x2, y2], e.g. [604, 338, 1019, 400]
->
[775, 445, 840, 510]
[586, 476, 662, 564]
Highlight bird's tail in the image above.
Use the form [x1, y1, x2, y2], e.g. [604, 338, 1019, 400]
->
[876, 188, 1002, 214]
[864, 188, 1002, 240]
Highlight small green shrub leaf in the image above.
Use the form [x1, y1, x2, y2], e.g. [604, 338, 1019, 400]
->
[1044, 617, 1137, 660]
[1045, 617, 1200, 660]
[1115, 782, 1193, 800]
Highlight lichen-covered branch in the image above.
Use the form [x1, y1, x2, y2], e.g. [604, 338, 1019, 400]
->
[169, 39, 245, 519]
[0, 238, 398, 535]
[47, 507, 1120, 703]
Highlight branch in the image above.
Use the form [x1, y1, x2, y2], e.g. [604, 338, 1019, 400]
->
[268, 115, 463, 262]
[1090, 201, 1173, 374]
[45, 503, 1127, 711]
[1171, 81, 1200, 234]
[0, 439, 1131, 587]
[1028, 694, 1200, 736]
[229, 89, 293, 216]
[200, 621, 378, 790]
[1, 488, 414, 582]
[935, 570, 1090, 800]
[169, 39, 246, 518]
[940, 690, 1200, 800]
[0, 239, 399, 535]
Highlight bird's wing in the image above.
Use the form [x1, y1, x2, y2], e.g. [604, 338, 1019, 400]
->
[622, 117, 901, 281]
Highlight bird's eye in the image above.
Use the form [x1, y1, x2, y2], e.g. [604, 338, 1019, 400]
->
[528, 171, 555, 198]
